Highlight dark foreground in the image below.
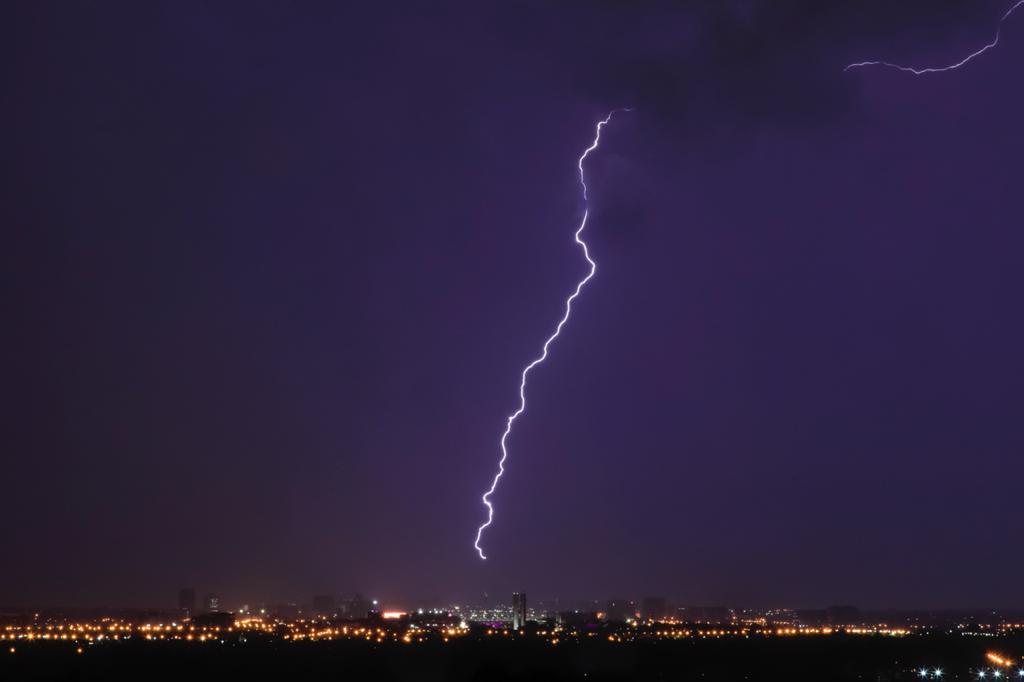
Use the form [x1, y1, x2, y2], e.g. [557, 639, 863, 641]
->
[3, 633, 1021, 681]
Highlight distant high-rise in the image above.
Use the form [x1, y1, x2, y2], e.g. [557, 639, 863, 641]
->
[641, 596, 667, 622]
[178, 588, 196, 617]
[512, 592, 527, 630]
[339, 593, 370, 620]
[204, 593, 220, 614]
[312, 595, 336, 616]
[606, 599, 637, 622]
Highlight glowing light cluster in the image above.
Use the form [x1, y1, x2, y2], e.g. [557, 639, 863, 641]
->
[472, 109, 630, 560]
[846, 0, 1024, 74]
[988, 652, 1014, 668]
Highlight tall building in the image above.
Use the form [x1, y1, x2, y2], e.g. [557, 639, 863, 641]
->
[606, 599, 637, 622]
[512, 592, 527, 630]
[178, 588, 196, 617]
[312, 595, 336, 616]
[333, 593, 370, 618]
[641, 596, 668, 622]
[339, 594, 370, 620]
[204, 593, 220, 614]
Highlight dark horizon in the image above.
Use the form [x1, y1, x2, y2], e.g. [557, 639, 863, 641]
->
[5, 0, 1024, 612]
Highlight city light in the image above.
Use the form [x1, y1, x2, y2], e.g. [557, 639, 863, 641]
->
[989, 653, 1014, 668]
[1, 602, 1022, 673]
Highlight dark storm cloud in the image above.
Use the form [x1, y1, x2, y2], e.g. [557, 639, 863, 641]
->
[489, 0, 1014, 244]
[495, 0, 1008, 141]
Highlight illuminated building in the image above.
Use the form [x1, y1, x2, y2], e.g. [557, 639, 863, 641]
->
[178, 588, 195, 617]
[204, 593, 220, 614]
[606, 599, 636, 622]
[641, 597, 667, 622]
[338, 594, 370, 620]
[512, 593, 526, 630]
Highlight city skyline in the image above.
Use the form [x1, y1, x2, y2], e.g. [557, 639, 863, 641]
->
[8, 588, 1024, 629]
[6, 584, 1024, 616]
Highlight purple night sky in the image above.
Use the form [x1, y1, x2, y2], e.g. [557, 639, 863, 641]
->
[4, 1, 1023, 610]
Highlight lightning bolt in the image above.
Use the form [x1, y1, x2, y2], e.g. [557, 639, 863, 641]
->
[473, 109, 630, 560]
[845, 0, 1024, 74]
